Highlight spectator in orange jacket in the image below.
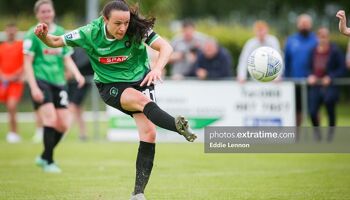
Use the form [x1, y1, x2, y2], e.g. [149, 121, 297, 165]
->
[0, 23, 24, 143]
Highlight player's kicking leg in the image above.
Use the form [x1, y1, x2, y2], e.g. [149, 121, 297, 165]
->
[120, 88, 197, 142]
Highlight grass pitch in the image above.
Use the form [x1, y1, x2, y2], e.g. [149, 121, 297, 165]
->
[1, 121, 350, 200]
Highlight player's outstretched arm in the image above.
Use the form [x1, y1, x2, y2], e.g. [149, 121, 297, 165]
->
[336, 10, 350, 37]
[34, 23, 65, 48]
[23, 55, 44, 103]
[140, 37, 173, 86]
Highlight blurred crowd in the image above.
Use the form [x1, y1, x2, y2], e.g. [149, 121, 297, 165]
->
[1, 13, 349, 143]
[166, 14, 348, 137]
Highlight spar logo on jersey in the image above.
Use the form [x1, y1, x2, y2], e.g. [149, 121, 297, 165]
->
[99, 56, 128, 64]
[43, 48, 62, 55]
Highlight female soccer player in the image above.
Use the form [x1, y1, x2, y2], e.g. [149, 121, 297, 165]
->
[337, 10, 350, 36]
[34, 0, 197, 198]
[24, 0, 85, 173]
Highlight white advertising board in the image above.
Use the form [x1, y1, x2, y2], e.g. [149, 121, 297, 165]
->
[106, 81, 295, 142]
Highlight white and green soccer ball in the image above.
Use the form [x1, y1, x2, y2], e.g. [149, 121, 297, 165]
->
[247, 46, 283, 82]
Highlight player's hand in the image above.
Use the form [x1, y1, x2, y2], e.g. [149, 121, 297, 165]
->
[336, 10, 349, 35]
[140, 69, 163, 87]
[34, 23, 49, 39]
[31, 87, 44, 103]
[307, 75, 317, 85]
[75, 74, 86, 88]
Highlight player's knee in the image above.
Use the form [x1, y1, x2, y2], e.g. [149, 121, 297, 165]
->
[57, 123, 69, 133]
[141, 126, 156, 142]
[57, 117, 71, 133]
[129, 89, 152, 108]
[121, 89, 151, 111]
[42, 114, 58, 127]
[130, 95, 151, 111]
[139, 95, 152, 109]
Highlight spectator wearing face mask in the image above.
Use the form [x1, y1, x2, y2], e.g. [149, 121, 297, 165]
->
[284, 13, 318, 127]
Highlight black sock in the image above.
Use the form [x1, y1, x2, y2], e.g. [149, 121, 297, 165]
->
[41, 126, 56, 164]
[53, 129, 64, 147]
[134, 141, 155, 194]
[143, 102, 177, 132]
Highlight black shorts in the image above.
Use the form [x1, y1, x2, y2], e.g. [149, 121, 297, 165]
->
[68, 81, 91, 106]
[32, 79, 69, 110]
[95, 78, 156, 116]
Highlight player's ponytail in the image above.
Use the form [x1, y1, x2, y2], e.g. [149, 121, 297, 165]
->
[102, 0, 155, 43]
[128, 4, 156, 43]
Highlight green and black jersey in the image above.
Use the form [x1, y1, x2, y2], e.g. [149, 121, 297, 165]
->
[23, 24, 73, 85]
[62, 16, 160, 83]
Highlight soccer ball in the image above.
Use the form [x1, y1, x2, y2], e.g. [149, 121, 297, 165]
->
[247, 46, 283, 82]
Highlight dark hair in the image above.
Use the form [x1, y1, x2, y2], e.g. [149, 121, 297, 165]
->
[182, 19, 195, 28]
[102, 0, 156, 43]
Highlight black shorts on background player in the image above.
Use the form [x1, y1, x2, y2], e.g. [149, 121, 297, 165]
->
[69, 47, 94, 106]
[68, 81, 91, 106]
[32, 79, 68, 110]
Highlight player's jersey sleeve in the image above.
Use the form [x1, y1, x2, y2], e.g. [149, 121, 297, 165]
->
[23, 30, 38, 56]
[61, 25, 92, 49]
[144, 30, 160, 46]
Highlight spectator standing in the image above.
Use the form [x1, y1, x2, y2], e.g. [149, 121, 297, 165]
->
[284, 14, 318, 126]
[169, 20, 208, 80]
[237, 20, 281, 82]
[307, 27, 345, 140]
[0, 23, 24, 143]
